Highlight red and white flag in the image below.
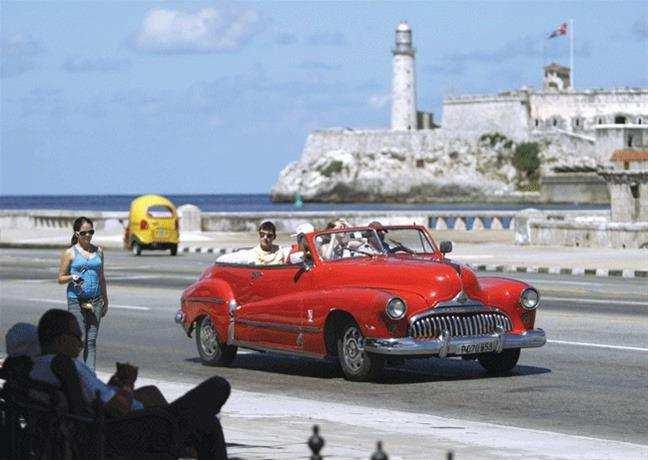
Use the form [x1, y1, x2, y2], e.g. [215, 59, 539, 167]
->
[548, 22, 568, 39]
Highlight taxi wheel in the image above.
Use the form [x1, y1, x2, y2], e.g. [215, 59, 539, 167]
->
[132, 242, 142, 256]
[196, 316, 237, 366]
[337, 321, 383, 381]
[170, 244, 178, 256]
[478, 348, 520, 373]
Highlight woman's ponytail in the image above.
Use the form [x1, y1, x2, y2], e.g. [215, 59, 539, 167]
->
[71, 216, 93, 247]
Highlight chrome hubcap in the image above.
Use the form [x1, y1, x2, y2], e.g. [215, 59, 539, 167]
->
[342, 326, 365, 372]
[200, 317, 219, 357]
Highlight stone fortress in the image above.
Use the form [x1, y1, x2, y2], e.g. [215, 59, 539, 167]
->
[271, 22, 648, 203]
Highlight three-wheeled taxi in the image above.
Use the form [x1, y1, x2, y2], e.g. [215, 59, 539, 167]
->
[124, 194, 179, 256]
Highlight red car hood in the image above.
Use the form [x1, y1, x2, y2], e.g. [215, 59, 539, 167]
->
[342, 257, 465, 309]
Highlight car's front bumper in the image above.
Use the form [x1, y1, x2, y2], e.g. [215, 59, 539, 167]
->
[364, 328, 546, 358]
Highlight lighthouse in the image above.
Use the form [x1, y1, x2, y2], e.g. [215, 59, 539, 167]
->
[391, 21, 417, 131]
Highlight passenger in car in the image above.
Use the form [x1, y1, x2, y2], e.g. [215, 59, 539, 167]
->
[250, 221, 285, 265]
[286, 223, 315, 264]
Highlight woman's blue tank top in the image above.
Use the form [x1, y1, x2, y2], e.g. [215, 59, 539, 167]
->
[67, 245, 103, 300]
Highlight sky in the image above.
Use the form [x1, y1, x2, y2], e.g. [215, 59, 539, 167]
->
[1, 1, 646, 195]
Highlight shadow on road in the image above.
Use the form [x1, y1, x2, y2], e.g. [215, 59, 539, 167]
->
[185, 353, 551, 383]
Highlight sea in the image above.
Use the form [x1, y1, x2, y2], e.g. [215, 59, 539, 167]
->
[0, 194, 608, 212]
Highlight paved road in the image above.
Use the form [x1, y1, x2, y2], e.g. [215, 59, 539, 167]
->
[1, 248, 647, 446]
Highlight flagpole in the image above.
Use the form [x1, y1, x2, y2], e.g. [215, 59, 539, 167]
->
[570, 18, 574, 89]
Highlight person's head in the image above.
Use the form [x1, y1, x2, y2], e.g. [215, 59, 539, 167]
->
[5, 323, 40, 358]
[37, 309, 83, 358]
[258, 221, 277, 251]
[333, 218, 350, 229]
[71, 216, 94, 246]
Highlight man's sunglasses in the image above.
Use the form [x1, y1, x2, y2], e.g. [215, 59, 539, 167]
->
[259, 232, 275, 239]
[78, 230, 95, 236]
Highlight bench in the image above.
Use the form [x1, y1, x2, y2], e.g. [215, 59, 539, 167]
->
[0, 355, 185, 459]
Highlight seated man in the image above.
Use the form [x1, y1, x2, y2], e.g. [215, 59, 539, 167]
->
[250, 221, 285, 265]
[30, 309, 230, 459]
[1, 322, 41, 380]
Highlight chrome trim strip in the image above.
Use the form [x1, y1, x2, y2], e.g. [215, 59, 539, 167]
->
[364, 329, 546, 356]
[230, 340, 324, 359]
[236, 318, 320, 334]
[185, 296, 225, 305]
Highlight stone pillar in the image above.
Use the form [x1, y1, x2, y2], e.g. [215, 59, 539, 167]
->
[598, 171, 648, 222]
[391, 21, 417, 131]
[177, 204, 202, 232]
[608, 183, 633, 221]
[640, 183, 648, 221]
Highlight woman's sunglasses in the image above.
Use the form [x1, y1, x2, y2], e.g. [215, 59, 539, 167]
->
[78, 230, 95, 236]
[259, 231, 275, 239]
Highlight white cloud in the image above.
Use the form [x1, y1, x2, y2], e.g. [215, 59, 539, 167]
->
[369, 93, 390, 109]
[0, 33, 45, 56]
[62, 57, 131, 73]
[132, 7, 262, 54]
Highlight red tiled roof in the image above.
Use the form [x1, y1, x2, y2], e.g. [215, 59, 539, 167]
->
[610, 150, 648, 161]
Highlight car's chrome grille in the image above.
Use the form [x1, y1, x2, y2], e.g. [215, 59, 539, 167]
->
[409, 311, 512, 339]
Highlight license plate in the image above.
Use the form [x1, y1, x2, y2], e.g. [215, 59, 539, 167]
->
[155, 229, 167, 237]
[459, 339, 498, 354]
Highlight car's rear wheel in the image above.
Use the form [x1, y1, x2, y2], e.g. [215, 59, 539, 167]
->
[170, 244, 178, 256]
[196, 315, 237, 366]
[337, 321, 383, 381]
[132, 241, 142, 256]
[478, 348, 520, 373]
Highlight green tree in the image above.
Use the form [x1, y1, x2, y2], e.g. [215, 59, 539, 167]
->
[513, 142, 540, 184]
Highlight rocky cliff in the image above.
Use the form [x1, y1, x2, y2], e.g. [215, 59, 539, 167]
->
[271, 129, 597, 203]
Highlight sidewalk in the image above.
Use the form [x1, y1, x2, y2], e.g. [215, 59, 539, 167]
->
[103, 371, 645, 459]
[0, 228, 646, 277]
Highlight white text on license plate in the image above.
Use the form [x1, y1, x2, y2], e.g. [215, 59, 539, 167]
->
[459, 340, 497, 354]
[156, 229, 167, 237]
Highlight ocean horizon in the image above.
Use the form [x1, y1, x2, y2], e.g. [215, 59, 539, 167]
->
[0, 193, 608, 213]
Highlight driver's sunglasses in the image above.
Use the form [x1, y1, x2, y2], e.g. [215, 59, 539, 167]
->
[78, 230, 95, 236]
[259, 231, 275, 239]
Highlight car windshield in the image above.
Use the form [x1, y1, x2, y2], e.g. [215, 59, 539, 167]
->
[314, 227, 435, 261]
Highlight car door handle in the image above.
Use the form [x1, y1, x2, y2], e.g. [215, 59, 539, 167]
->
[251, 271, 262, 279]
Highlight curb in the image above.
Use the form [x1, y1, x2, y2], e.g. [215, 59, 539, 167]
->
[468, 264, 648, 279]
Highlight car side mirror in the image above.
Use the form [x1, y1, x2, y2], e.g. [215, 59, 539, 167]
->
[439, 241, 453, 254]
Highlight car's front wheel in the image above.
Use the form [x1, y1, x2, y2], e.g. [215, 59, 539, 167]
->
[196, 315, 237, 366]
[170, 244, 178, 256]
[478, 348, 520, 373]
[337, 321, 383, 381]
[132, 241, 142, 256]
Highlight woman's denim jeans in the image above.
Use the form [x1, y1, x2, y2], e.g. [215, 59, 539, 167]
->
[67, 296, 103, 370]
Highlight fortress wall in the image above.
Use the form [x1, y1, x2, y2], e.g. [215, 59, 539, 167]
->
[442, 95, 530, 140]
[529, 90, 648, 131]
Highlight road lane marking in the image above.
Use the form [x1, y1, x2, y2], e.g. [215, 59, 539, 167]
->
[25, 297, 151, 311]
[543, 296, 648, 306]
[548, 339, 648, 352]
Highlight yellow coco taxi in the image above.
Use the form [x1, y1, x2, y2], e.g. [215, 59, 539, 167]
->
[125, 194, 179, 256]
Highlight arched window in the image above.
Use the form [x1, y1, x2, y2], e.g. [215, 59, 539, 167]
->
[598, 117, 604, 125]
[614, 115, 627, 124]
[638, 117, 643, 125]
[534, 119, 540, 127]
[552, 118, 558, 127]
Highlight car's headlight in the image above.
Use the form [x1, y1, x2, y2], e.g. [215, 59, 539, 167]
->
[520, 288, 540, 310]
[386, 297, 407, 320]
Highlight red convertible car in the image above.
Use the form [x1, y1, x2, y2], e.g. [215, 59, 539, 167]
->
[175, 225, 545, 381]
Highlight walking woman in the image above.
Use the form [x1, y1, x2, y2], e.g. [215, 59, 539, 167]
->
[57, 216, 108, 369]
